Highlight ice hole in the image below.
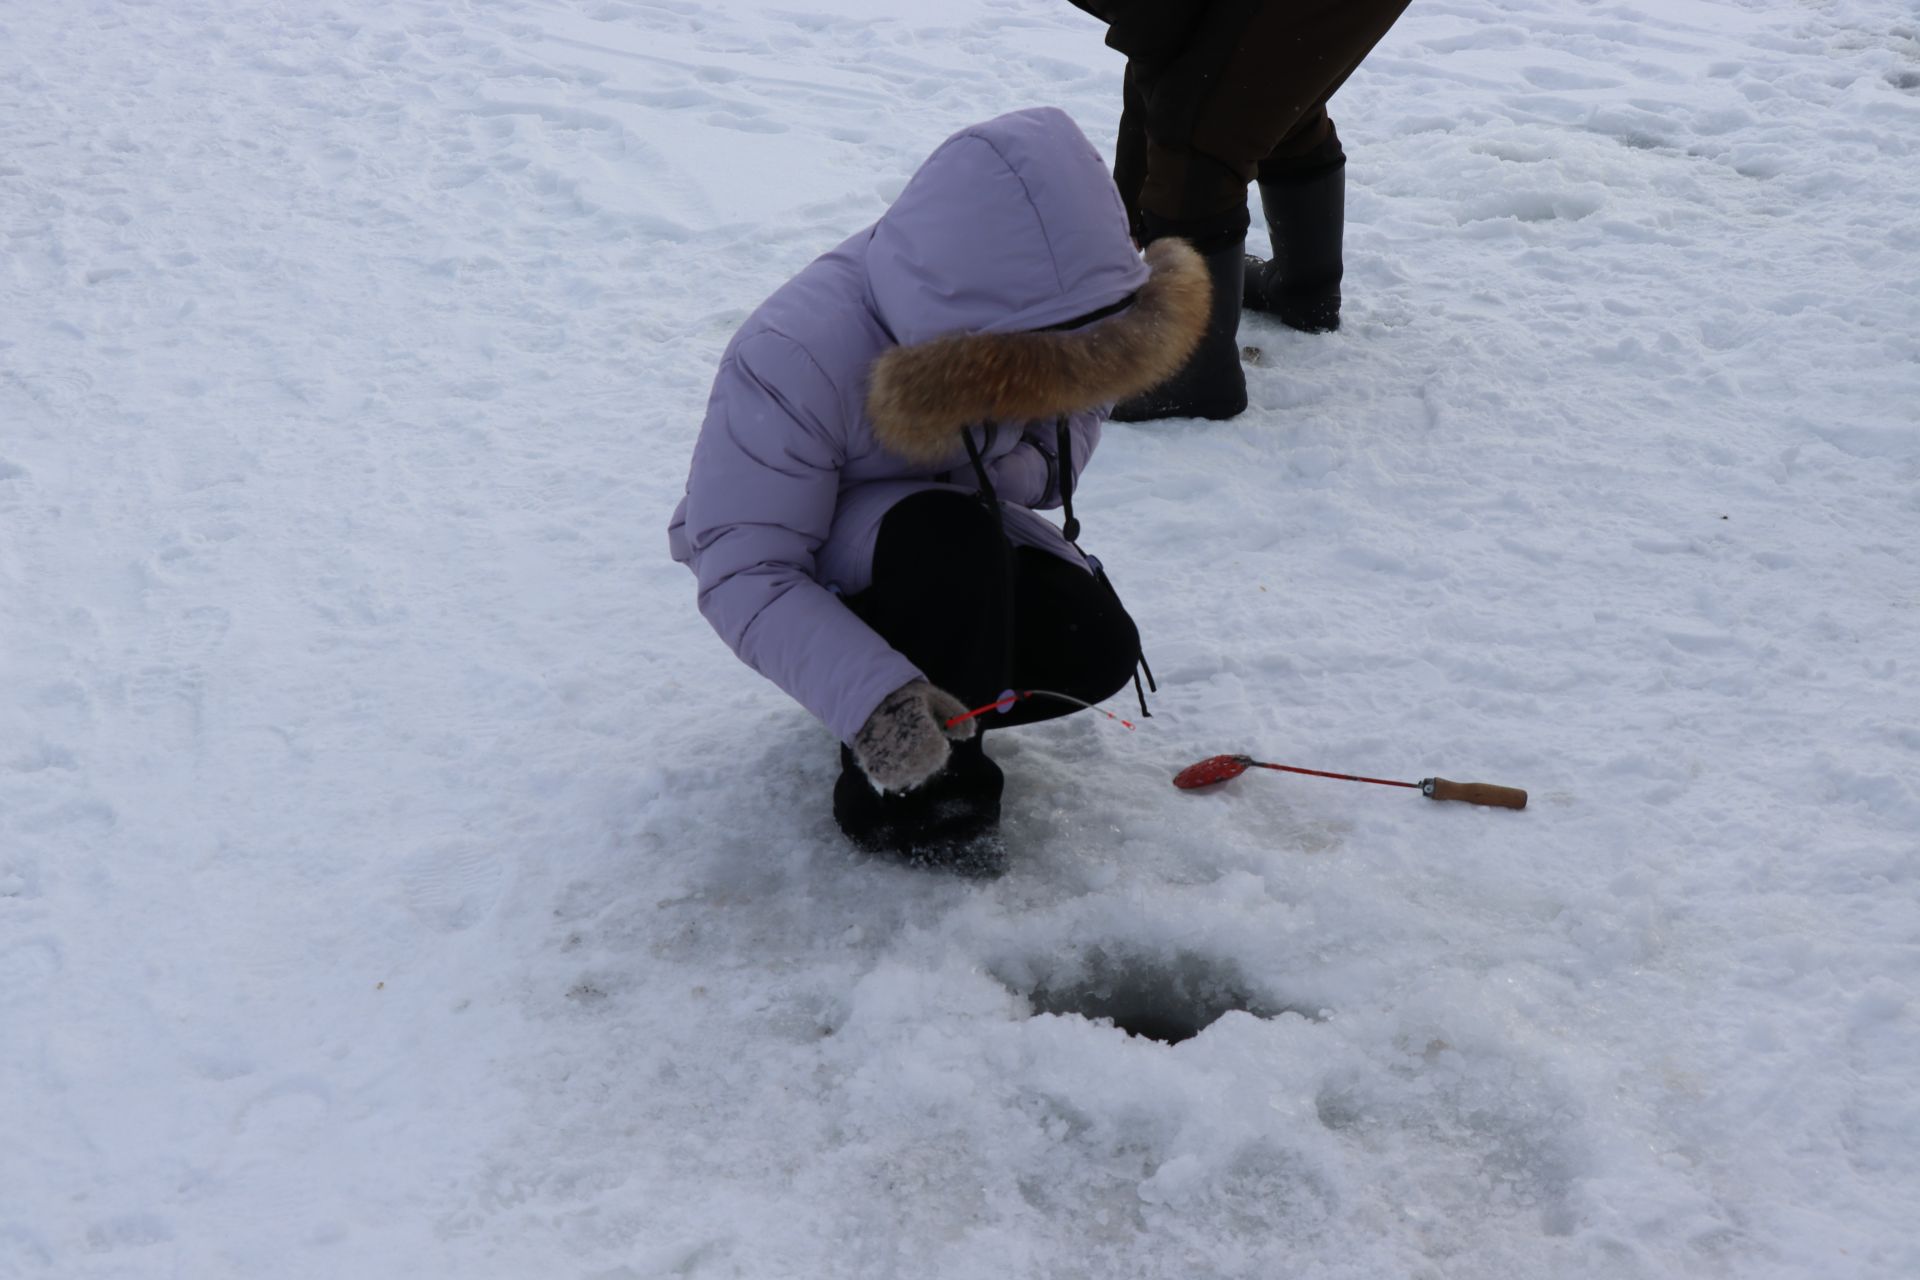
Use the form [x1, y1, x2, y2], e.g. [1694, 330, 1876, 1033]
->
[1008, 947, 1305, 1045]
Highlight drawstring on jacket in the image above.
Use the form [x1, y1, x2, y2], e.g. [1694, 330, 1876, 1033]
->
[963, 419, 1154, 722]
[962, 425, 1017, 707]
[1053, 416, 1153, 718]
[1054, 416, 1081, 545]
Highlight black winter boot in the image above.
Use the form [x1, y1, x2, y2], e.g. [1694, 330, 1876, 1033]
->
[1245, 158, 1345, 334]
[1111, 221, 1247, 423]
[832, 738, 1007, 877]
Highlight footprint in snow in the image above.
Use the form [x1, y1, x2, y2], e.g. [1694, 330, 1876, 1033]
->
[399, 840, 506, 932]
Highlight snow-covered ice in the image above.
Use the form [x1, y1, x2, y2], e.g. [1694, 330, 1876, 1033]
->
[3, 0, 1917, 1276]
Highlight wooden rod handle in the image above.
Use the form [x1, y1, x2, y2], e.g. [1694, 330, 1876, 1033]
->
[1422, 777, 1528, 810]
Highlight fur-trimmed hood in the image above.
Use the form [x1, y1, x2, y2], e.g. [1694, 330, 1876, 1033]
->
[866, 239, 1208, 463]
[859, 107, 1209, 463]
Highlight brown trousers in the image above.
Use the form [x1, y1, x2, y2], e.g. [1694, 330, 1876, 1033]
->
[1107, 0, 1412, 235]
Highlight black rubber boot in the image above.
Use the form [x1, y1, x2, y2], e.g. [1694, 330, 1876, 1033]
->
[832, 738, 1007, 877]
[1111, 224, 1247, 423]
[1245, 158, 1345, 334]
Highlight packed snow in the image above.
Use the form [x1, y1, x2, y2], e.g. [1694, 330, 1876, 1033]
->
[4, 0, 1918, 1276]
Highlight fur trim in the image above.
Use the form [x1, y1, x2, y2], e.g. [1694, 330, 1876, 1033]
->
[865, 239, 1210, 464]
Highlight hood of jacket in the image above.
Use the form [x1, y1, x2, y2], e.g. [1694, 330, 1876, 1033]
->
[862, 107, 1209, 464]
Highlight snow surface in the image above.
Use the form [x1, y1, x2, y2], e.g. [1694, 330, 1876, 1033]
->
[4, 0, 1918, 1276]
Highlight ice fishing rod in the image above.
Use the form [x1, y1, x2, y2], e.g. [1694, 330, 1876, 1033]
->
[944, 692, 1526, 809]
[1172, 754, 1527, 810]
[946, 689, 1138, 730]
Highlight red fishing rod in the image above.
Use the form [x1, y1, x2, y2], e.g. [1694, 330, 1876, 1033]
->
[946, 692, 1526, 810]
[1173, 753, 1527, 809]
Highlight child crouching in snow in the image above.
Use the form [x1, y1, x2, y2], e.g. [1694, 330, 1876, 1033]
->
[668, 107, 1208, 873]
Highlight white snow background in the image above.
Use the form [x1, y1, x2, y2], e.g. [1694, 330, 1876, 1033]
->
[4, 0, 1918, 1276]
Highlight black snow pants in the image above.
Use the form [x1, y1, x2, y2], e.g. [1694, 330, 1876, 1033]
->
[832, 489, 1142, 859]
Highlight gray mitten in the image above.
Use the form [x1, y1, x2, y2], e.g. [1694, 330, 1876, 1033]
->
[851, 680, 976, 794]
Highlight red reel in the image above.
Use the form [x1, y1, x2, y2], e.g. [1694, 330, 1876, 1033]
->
[1171, 754, 1254, 790]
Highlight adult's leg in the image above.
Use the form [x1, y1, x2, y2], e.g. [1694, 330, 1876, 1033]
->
[1110, 26, 1250, 421]
[1117, 1, 1386, 418]
[1175, 0, 1412, 212]
[1245, 118, 1350, 332]
[1258, 107, 1341, 179]
[1113, 65, 1149, 245]
[1120, 0, 1408, 356]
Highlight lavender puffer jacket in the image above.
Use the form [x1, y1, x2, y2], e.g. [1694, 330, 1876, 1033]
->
[668, 107, 1206, 743]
